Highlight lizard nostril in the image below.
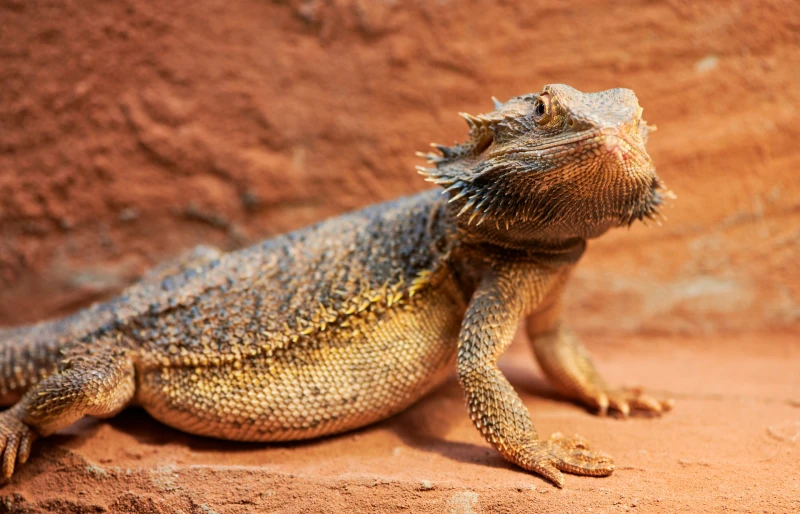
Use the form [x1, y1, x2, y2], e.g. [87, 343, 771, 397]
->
[566, 118, 576, 129]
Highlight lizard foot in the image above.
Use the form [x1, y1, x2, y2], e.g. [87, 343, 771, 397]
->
[0, 408, 37, 479]
[593, 387, 674, 418]
[519, 432, 614, 488]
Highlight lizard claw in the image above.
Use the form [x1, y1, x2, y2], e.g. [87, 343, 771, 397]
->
[0, 409, 37, 480]
[518, 433, 615, 488]
[594, 392, 610, 416]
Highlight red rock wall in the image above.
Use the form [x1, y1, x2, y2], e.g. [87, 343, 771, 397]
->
[1, 0, 799, 334]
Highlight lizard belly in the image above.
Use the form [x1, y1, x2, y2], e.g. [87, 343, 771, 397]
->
[135, 283, 465, 442]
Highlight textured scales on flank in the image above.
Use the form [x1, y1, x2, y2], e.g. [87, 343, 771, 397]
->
[0, 84, 674, 487]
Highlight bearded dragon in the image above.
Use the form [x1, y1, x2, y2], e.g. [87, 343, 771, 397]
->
[0, 84, 673, 487]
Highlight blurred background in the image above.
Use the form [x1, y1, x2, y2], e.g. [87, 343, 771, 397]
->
[1, 0, 798, 337]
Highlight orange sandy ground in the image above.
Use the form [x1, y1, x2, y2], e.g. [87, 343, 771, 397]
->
[1, 331, 797, 513]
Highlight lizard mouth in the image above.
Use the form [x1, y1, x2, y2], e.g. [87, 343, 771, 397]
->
[492, 129, 652, 171]
[492, 130, 617, 160]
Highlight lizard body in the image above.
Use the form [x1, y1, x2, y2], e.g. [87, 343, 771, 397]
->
[0, 84, 673, 487]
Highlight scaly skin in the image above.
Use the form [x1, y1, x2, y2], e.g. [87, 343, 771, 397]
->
[0, 84, 674, 487]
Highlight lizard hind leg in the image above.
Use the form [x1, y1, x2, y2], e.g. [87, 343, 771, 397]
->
[0, 341, 136, 478]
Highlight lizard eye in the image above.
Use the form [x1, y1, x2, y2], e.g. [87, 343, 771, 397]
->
[532, 95, 550, 123]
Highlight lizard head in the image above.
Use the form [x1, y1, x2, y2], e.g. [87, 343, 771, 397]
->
[418, 84, 673, 243]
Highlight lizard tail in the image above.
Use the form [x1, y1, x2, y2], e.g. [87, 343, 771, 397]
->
[0, 321, 67, 405]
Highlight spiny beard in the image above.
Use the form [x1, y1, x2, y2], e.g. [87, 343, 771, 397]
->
[621, 176, 675, 227]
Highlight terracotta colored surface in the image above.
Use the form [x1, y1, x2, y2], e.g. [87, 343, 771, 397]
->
[0, 332, 798, 512]
[1, 0, 799, 512]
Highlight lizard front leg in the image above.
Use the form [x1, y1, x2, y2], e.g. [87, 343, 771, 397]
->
[0, 342, 135, 478]
[527, 288, 673, 417]
[457, 266, 613, 487]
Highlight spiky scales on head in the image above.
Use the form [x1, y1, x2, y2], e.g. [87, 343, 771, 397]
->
[418, 84, 673, 245]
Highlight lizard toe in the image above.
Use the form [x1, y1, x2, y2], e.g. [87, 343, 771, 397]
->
[549, 432, 590, 450]
[607, 395, 631, 418]
[593, 392, 610, 416]
[2, 432, 20, 479]
[18, 430, 37, 465]
[0, 409, 36, 479]
[606, 387, 673, 418]
[550, 433, 615, 477]
[528, 456, 566, 488]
